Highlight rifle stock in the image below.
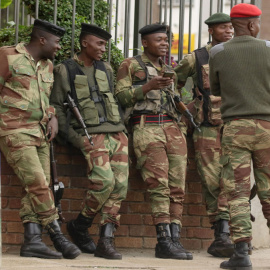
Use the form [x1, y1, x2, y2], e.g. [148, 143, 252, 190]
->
[173, 95, 201, 132]
[50, 139, 65, 224]
[66, 94, 94, 145]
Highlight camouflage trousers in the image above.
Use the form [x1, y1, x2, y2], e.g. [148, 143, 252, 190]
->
[80, 132, 128, 227]
[221, 119, 270, 243]
[133, 121, 187, 226]
[0, 133, 58, 227]
[193, 125, 229, 224]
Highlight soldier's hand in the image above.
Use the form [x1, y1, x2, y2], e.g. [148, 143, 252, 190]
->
[47, 115, 58, 142]
[142, 76, 173, 94]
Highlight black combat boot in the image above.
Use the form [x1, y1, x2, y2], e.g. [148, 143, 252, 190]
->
[67, 213, 96, 253]
[46, 220, 81, 259]
[208, 219, 234, 257]
[20, 223, 62, 259]
[170, 223, 193, 260]
[220, 242, 252, 270]
[94, 223, 122, 260]
[155, 223, 187, 260]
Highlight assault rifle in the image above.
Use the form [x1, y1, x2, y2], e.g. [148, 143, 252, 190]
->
[66, 93, 94, 146]
[50, 137, 65, 224]
[173, 95, 201, 132]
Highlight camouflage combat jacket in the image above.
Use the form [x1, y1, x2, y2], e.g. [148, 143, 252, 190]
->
[174, 44, 222, 126]
[115, 53, 180, 122]
[51, 54, 125, 149]
[0, 43, 55, 137]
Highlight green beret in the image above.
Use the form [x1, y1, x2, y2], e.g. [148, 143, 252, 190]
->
[139, 24, 167, 36]
[81, 23, 111, 41]
[204, 13, 231, 26]
[33, 19, 65, 37]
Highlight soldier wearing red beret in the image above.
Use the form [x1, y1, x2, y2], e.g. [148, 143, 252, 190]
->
[209, 3, 270, 270]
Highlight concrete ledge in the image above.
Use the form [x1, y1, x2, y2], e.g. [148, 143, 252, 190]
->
[1, 247, 270, 270]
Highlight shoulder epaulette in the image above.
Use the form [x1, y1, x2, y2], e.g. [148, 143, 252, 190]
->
[209, 43, 224, 58]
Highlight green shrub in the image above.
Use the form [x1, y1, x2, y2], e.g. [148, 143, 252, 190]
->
[0, 0, 124, 74]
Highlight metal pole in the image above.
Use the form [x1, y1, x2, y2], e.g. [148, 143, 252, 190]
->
[0, 0, 2, 29]
[164, 0, 167, 24]
[91, 0, 95, 24]
[150, 0, 153, 24]
[209, 0, 213, 42]
[178, 0, 184, 61]
[168, 0, 172, 66]
[124, 0, 130, 58]
[217, 0, 220, 12]
[220, 0, 224, 12]
[107, 0, 112, 63]
[15, 0, 20, 45]
[159, 0, 162, 24]
[188, 0, 192, 53]
[230, 0, 233, 9]
[21, 1, 25, 25]
[14, 0, 17, 21]
[53, 0, 58, 24]
[114, 0, 119, 45]
[198, 0, 203, 48]
[6, 6, 9, 23]
[146, 0, 149, 25]
[71, 0, 76, 57]
[35, 0, 39, 19]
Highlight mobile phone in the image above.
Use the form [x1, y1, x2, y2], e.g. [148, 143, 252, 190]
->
[163, 71, 174, 78]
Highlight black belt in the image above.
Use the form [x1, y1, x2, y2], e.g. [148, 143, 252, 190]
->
[131, 114, 173, 125]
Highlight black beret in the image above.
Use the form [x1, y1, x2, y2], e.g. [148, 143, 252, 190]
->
[204, 13, 231, 25]
[33, 19, 65, 37]
[81, 23, 112, 41]
[139, 24, 167, 36]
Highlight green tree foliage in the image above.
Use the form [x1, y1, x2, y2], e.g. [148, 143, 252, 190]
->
[1, 0, 13, 9]
[0, 0, 124, 73]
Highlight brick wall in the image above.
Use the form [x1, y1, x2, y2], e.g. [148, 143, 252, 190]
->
[1, 135, 213, 251]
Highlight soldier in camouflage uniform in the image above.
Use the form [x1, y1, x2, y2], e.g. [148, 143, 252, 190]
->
[174, 13, 234, 258]
[50, 23, 128, 260]
[209, 4, 270, 269]
[115, 24, 192, 260]
[0, 19, 81, 259]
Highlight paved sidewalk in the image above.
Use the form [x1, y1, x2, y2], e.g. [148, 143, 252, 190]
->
[1, 247, 270, 270]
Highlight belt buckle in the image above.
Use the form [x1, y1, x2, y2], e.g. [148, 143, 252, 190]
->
[158, 113, 163, 126]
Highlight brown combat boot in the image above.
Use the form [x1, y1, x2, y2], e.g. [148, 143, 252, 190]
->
[67, 213, 96, 253]
[208, 219, 234, 258]
[20, 223, 62, 259]
[170, 223, 193, 260]
[94, 223, 122, 260]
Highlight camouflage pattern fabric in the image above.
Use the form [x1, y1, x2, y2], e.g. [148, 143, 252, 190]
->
[133, 122, 187, 225]
[0, 43, 55, 138]
[221, 119, 270, 242]
[0, 43, 57, 227]
[174, 44, 229, 224]
[115, 53, 178, 109]
[193, 126, 229, 223]
[0, 133, 58, 226]
[80, 132, 128, 227]
[116, 54, 187, 226]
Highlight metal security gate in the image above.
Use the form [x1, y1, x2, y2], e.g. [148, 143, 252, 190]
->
[0, 0, 261, 63]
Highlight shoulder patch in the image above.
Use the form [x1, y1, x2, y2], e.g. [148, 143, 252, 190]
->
[209, 43, 224, 58]
[265, 40, 270, 47]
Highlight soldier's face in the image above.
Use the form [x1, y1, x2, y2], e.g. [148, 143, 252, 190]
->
[142, 33, 169, 57]
[41, 34, 61, 61]
[209, 22, 234, 43]
[82, 35, 107, 61]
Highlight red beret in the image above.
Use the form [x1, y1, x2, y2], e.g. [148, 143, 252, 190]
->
[230, 3, 262, 18]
